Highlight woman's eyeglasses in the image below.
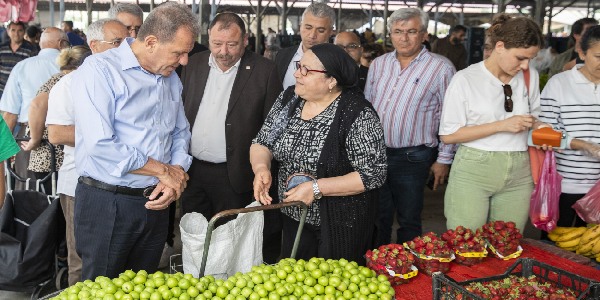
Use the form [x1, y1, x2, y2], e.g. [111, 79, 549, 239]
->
[295, 61, 327, 76]
[503, 84, 513, 112]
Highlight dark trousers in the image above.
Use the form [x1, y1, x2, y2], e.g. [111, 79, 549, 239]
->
[74, 182, 168, 280]
[180, 159, 252, 226]
[557, 193, 587, 227]
[281, 214, 322, 261]
[541, 193, 587, 240]
[376, 145, 434, 246]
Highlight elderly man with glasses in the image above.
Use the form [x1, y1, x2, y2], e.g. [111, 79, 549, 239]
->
[364, 8, 456, 247]
[43, 18, 128, 285]
[70, 4, 196, 279]
[108, 3, 144, 38]
[334, 31, 368, 90]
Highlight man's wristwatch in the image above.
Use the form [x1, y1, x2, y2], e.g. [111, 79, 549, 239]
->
[312, 179, 323, 200]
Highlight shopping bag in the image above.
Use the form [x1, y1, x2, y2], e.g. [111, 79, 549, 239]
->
[529, 147, 546, 185]
[529, 151, 562, 232]
[572, 180, 600, 224]
[180, 201, 264, 279]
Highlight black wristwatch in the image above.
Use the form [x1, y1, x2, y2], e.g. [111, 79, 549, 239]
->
[312, 179, 323, 200]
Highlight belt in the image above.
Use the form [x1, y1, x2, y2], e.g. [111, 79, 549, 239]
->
[386, 145, 429, 154]
[78, 176, 156, 198]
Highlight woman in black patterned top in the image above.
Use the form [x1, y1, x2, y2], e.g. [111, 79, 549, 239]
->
[251, 43, 386, 264]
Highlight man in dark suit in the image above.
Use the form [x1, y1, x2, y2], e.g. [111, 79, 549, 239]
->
[275, 2, 335, 89]
[179, 12, 282, 230]
[334, 31, 368, 91]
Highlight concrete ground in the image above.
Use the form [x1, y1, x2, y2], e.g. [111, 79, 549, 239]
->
[0, 186, 544, 299]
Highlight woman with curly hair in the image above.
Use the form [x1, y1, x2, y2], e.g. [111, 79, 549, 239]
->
[439, 15, 546, 232]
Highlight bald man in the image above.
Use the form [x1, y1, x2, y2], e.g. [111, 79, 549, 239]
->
[334, 31, 368, 90]
[0, 27, 67, 189]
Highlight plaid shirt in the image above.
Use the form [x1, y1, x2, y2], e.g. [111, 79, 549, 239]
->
[0, 41, 38, 96]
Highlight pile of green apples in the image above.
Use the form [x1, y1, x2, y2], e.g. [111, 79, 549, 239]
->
[51, 257, 396, 300]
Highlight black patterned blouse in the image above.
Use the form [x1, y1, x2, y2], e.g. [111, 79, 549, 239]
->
[253, 91, 387, 226]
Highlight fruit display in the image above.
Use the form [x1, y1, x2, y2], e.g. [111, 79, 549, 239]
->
[51, 257, 396, 300]
[461, 275, 578, 300]
[441, 226, 487, 266]
[549, 224, 600, 262]
[477, 221, 523, 259]
[405, 232, 454, 276]
[365, 243, 418, 286]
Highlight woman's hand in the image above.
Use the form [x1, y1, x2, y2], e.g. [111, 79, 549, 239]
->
[253, 167, 273, 205]
[500, 115, 534, 133]
[20, 138, 41, 151]
[283, 181, 315, 206]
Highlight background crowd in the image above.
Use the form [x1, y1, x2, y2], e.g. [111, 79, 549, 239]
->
[0, 1, 599, 290]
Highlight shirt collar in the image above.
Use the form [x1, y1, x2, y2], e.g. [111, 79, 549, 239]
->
[208, 53, 241, 74]
[390, 46, 429, 66]
[572, 64, 592, 84]
[119, 37, 143, 71]
[38, 48, 60, 57]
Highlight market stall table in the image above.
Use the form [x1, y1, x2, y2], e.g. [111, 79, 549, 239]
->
[394, 238, 600, 299]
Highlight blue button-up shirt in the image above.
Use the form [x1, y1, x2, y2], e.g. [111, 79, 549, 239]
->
[72, 37, 192, 188]
[0, 48, 59, 122]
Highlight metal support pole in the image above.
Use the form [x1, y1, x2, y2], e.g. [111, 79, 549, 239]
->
[211, 0, 217, 22]
[434, 4, 439, 35]
[369, 0, 373, 29]
[192, 0, 198, 14]
[59, 0, 64, 23]
[256, 0, 262, 54]
[337, 1, 342, 32]
[86, 0, 93, 25]
[49, 0, 55, 26]
[282, 0, 288, 35]
[383, 0, 388, 46]
[150, 0, 155, 11]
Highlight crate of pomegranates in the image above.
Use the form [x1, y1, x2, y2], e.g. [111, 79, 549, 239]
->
[477, 220, 524, 260]
[442, 226, 488, 266]
[365, 244, 419, 286]
[404, 232, 455, 276]
[432, 258, 600, 300]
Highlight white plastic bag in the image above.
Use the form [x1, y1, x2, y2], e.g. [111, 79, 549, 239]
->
[180, 201, 264, 279]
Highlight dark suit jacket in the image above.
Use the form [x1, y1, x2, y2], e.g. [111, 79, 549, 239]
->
[358, 65, 369, 91]
[274, 45, 299, 83]
[180, 50, 283, 193]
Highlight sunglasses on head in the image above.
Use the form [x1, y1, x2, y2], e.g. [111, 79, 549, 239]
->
[503, 84, 513, 112]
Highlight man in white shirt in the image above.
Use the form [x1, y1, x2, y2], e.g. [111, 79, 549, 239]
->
[179, 12, 282, 262]
[274, 2, 335, 89]
[46, 19, 128, 285]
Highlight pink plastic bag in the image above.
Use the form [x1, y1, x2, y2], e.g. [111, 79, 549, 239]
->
[529, 151, 562, 232]
[572, 180, 600, 224]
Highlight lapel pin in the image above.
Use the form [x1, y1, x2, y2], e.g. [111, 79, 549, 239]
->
[246, 66, 251, 70]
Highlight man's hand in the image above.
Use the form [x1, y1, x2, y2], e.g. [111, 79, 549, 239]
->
[156, 164, 189, 199]
[253, 166, 272, 205]
[430, 162, 450, 190]
[145, 182, 177, 210]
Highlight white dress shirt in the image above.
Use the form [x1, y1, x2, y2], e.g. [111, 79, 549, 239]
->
[190, 54, 240, 163]
[282, 43, 304, 90]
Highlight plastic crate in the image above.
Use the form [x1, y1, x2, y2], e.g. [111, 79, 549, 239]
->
[432, 258, 600, 300]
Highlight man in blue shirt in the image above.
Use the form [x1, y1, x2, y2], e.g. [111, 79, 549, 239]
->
[71, 3, 197, 279]
[61, 21, 84, 46]
[0, 27, 65, 190]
